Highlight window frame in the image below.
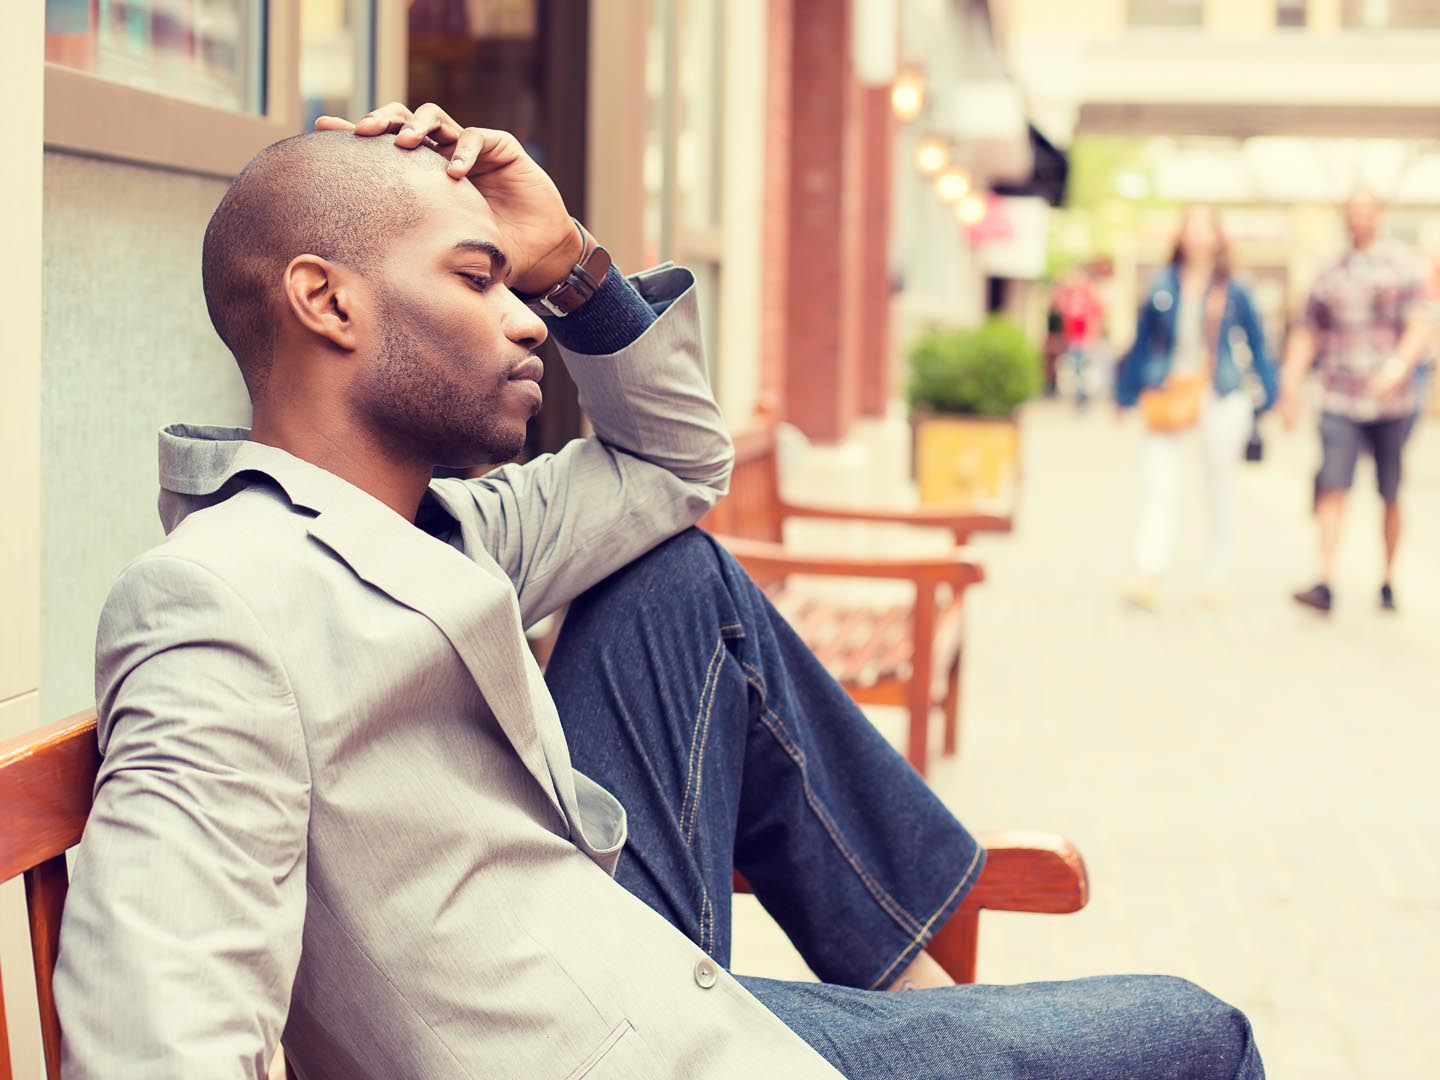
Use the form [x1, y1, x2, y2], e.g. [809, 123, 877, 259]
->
[43, 1, 408, 180]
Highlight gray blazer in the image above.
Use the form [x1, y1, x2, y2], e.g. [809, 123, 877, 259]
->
[54, 267, 846, 1080]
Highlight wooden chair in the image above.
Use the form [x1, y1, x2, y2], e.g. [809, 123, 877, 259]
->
[0, 711, 1087, 1078]
[703, 424, 1013, 775]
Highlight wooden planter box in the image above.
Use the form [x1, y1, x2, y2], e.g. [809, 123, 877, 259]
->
[914, 411, 1021, 506]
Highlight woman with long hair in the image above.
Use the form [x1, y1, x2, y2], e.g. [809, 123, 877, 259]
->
[1115, 204, 1278, 609]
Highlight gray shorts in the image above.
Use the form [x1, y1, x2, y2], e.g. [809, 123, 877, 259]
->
[1317, 411, 1418, 505]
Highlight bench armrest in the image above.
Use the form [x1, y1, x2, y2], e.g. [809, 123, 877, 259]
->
[775, 500, 1014, 542]
[962, 829, 1089, 914]
[712, 533, 984, 588]
[926, 829, 1088, 984]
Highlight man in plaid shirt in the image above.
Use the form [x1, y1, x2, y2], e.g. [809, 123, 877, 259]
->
[1281, 190, 1435, 613]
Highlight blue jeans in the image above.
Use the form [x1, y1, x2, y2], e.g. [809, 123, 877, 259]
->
[546, 529, 1263, 1080]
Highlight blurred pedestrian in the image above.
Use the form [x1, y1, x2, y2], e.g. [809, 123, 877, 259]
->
[1053, 266, 1104, 408]
[1281, 190, 1435, 614]
[1115, 205, 1278, 610]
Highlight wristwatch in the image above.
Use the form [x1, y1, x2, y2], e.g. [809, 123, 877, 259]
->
[521, 219, 612, 318]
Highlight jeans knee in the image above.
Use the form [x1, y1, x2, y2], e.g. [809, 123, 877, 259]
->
[576, 527, 728, 616]
[1157, 976, 1261, 1078]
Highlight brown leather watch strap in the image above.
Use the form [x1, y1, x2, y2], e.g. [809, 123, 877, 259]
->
[522, 220, 613, 318]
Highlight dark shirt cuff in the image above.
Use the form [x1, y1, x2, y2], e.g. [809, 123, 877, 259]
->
[543, 266, 658, 356]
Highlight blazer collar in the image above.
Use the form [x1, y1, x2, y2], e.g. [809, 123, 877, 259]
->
[159, 425, 349, 533]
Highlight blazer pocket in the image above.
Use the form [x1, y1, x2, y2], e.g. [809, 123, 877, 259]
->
[564, 1019, 637, 1080]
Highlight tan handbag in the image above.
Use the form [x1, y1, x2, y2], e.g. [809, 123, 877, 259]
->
[1138, 280, 1227, 433]
[1139, 370, 1210, 432]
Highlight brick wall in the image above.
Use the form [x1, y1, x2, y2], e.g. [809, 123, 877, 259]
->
[766, 0, 894, 442]
[781, 0, 857, 442]
[857, 86, 896, 418]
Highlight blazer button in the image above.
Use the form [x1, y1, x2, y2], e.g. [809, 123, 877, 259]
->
[693, 958, 719, 989]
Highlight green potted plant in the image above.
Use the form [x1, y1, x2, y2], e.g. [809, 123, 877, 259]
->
[906, 316, 1042, 504]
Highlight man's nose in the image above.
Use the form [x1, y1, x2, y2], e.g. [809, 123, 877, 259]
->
[503, 290, 549, 349]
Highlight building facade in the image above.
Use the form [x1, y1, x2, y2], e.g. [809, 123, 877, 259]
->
[5, 2, 1012, 1066]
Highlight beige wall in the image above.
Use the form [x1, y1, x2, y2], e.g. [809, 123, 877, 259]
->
[1, 6, 46, 1077]
[41, 153, 251, 721]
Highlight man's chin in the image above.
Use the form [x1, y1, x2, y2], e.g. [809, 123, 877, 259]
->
[434, 429, 528, 472]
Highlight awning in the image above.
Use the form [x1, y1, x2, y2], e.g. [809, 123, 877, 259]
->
[993, 124, 1069, 207]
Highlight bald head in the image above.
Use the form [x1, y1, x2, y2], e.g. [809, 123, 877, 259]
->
[202, 131, 448, 396]
[1343, 187, 1382, 251]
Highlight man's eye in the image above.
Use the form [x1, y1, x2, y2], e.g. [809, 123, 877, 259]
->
[461, 273, 494, 292]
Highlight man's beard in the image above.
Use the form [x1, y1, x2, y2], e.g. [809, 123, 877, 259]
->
[364, 310, 529, 470]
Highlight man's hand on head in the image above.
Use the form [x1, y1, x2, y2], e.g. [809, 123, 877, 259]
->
[317, 102, 586, 296]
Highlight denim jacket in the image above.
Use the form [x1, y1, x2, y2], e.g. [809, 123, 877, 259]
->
[1115, 268, 1278, 412]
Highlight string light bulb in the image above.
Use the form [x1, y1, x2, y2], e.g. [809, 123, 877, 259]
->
[915, 138, 949, 177]
[936, 168, 972, 203]
[955, 193, 987, 226]
[891, 68, 925, 122]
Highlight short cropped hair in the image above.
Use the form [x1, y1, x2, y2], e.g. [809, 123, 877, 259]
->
[201, 131, 440, 396]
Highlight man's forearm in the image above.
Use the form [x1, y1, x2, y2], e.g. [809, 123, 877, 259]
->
[1393, 310, 1436, 373]
[1281, 326, 1317, 396]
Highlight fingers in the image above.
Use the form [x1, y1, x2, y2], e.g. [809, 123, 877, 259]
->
[447, 127, 526, 178]
[352, 101, 413, 135]
[395, 102, 463, 150]
[332, 104, 528, 178]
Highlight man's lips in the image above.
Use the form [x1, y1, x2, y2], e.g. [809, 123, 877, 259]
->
[509, 355, 545, 383]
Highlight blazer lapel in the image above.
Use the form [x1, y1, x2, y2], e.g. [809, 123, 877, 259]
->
[307, 483, 563, 820]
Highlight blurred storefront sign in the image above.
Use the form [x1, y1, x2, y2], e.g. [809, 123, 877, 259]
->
[979, 196, 1051, 280]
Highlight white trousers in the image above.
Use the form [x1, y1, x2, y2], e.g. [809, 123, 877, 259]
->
[1134, 391, 1254, 583]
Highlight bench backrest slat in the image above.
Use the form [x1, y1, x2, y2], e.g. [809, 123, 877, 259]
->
[25, 857, 70, 1078]
[1, 961, 14, 1080]
[0, 711, 100, 1080]
[700, 424, 783, 543]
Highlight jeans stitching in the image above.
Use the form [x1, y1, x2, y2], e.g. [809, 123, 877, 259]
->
[740, 661, 925, 939]
[685, 681, 718, 846]
[751, 699, 924, 939]
[683, 637, 728, 844]
[679, 637, 726, 838]
[864, 842, 985, 990]
[706, 884, 716, 955]
[698, 879, 713, 954]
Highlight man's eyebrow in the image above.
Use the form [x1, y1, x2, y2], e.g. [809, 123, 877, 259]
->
[452, 239, 512, 279]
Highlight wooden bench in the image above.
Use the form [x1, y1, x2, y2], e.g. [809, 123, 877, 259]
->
[703, 424, 1013, 774]
[0, 712, 1086, 1077]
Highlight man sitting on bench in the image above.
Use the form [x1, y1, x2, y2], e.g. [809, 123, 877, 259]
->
[54, 102, 1264, 1080]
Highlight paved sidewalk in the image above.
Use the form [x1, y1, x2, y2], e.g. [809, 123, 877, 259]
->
[733, 400, 1440, 1079]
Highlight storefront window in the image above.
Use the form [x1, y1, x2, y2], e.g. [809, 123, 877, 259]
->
[1276, 0, 1307, 27]
[644, 0, 725, 373]
[300, 0, 375, 131]
[45, 0, 267, 114]
[1341, 0, 1440, 28]
[1126, 0, 1204, 27]
[677, 0, 724, 235]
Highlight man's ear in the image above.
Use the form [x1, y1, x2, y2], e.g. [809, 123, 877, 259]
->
[283, 254, 361, 351]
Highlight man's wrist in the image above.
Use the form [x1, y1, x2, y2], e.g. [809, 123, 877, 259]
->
[516, 223, 589, 297]
[544, 266, 658, 356]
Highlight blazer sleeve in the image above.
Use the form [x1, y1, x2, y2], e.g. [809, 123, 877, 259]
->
[437, 265, 734, 626]
[54, 555, 310, 1080]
